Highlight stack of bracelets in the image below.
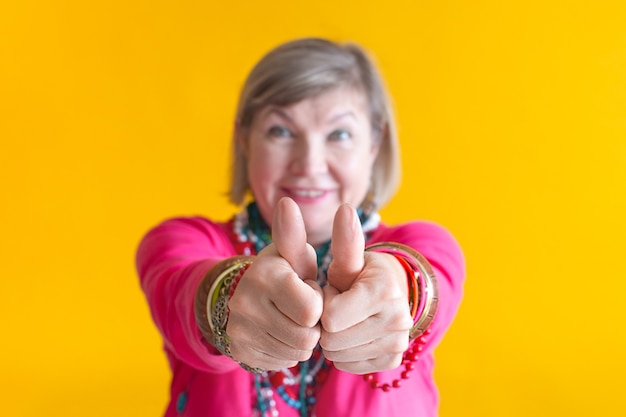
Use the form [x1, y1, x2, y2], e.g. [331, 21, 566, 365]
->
[194, 242, 439, 391]
[363, 242, 439, 391]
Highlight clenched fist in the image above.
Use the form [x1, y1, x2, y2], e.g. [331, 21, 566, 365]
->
[227, 198, 324, 370]
[320, 204, 413, 374]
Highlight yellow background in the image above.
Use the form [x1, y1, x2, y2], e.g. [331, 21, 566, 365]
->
[2, 1, 625, 416]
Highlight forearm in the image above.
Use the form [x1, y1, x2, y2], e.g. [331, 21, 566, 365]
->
[136, 217, 243, 373]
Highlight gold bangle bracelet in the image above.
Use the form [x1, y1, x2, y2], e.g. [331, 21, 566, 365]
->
[194, 256, 264, 373]
[194, 256, 254, 345]
[365, 242, 439, 339]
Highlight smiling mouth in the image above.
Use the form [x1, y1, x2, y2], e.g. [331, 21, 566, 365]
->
[289, 189, 326, 198]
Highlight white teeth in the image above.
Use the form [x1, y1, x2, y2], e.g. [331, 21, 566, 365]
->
[292, 189, 324, 198]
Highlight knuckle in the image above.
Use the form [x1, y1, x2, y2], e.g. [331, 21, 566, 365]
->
[266, 360, 298, 371]
[390, 353, 404, 369]
[384, 302, 412, 331]
[320, 312, 342, 333]
[297, 328, 320, 351]
[283, 359, 299, 369]
[392, 311, 413, 331]
[332, 361, 352, 373]
[298, 305, 322, 328]
[285, 326, 320, 353]
[389, 335, 410, 354]
[318, 332, 333, 351]
[372, 353, 403, 372]
[293, 349, 313, 362]
[319, 330, 343, 353]
[321, 349, 337, 361]
[319, 336, 341, 359]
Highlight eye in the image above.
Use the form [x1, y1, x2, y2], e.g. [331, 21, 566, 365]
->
[328, 129, 352, 142]
[267, 125, 293, 138]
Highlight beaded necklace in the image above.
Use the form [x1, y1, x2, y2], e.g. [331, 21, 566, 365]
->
[230, 202, 379, 417]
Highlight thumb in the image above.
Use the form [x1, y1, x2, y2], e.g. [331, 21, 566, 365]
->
[272, 197, 318, 281]
[327, 204, 365, 292]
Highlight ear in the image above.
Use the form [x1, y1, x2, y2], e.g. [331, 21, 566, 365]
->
[370, 123, 386, 159]
[235, 120, 249, 158]
[370, 139, 381, 160]
[372, 123, 389, 153]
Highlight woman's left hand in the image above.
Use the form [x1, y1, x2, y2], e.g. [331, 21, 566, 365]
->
[319, 205, 414, 374]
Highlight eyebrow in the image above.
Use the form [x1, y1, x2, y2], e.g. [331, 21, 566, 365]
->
[262, 108, 357, 124]
[328, 111, 357, 124]
[264, 108, 293, 123]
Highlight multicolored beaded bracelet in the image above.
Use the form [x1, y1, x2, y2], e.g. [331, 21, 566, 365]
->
[363, 242, 439, 391]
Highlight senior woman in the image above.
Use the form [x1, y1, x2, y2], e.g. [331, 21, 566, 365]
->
[137, 38, 465, 417]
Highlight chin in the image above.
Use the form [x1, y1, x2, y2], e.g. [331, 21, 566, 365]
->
[301, 216, 333, 243]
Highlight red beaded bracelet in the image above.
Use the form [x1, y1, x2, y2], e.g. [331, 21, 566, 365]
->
[363, 328, 431, 391]
[363, 243, 439, 392]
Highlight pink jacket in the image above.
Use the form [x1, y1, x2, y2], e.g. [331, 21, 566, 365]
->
[136, 216, 465, 417]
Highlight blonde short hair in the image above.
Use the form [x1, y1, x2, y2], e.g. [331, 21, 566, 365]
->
[229, 38, 400, 210]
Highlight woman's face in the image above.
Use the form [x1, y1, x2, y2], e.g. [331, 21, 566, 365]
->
[244, 87, 380, 247]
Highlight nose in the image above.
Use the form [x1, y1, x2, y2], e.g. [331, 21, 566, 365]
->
[289, 138, 328, 176]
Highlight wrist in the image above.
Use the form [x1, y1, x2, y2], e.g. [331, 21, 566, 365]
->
[194, 256, 254, 349]
[364, 242, 438, 340]
[362, 242, 438, 392]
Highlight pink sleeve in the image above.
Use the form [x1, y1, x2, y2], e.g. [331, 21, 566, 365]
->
[135, 217, 240, 373]
[370, 221, 466, 354]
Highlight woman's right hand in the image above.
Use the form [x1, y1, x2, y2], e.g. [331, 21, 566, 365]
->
[226, 197, 323, 370]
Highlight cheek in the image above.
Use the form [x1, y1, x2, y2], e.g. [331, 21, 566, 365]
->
[247, 145, 285, 196]
[333, 151, 376, 196]
[248, 139, 271, 171]
[248, 157, 273, 191]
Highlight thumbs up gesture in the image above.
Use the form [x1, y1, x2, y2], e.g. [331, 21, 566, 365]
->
[320, 204, 414, 374]
[227, 198, 323, 371]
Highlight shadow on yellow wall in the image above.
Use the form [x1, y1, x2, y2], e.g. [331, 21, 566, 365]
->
[1, 1, 625, 416]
